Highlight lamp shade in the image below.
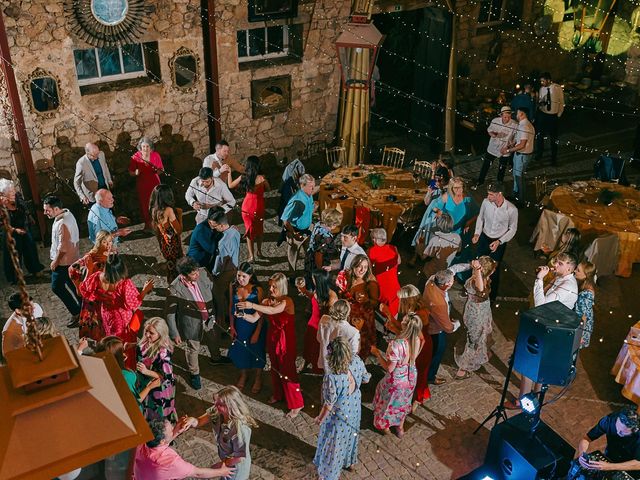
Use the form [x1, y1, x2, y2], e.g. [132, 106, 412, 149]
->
[0, 336, 152, 480]
[335, 23, 383, 88]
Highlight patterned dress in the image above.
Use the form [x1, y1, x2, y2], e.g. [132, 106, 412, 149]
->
[229, 285, 267, 369]
[373, 339, 418, 430]
[207, 413, 252, 480]
[304, 223, 339, 275]
[314, 356, 371, 480]
[155, 208, 183, 282]
[70, 251, 108, 341]
[574, 289, 595, 347]
[454, 277, 493, 372]
[137, 342, 177, 423]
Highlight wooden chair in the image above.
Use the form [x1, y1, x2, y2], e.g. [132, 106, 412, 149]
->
[303, 140, 326, 162]
[413, 160, 432, 178]
[381, 146, 406, 169]
[534, 175, 549, 205]
[325, 146, 346, 169]
[398, 204, 426, 229]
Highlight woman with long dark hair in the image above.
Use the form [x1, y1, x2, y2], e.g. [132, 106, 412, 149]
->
[228, 156, 269, 262]
[149, 184, 183, 282]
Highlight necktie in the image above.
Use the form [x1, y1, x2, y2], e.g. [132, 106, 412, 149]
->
[340, 249, 350, 270]
[546, 88, 551, 111]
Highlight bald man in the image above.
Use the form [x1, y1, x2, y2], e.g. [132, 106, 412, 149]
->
[74, 143, 113, 204]
[87, 189, 131, 243]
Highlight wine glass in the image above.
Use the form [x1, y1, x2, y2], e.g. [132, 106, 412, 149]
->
[295, 276, 306, 296]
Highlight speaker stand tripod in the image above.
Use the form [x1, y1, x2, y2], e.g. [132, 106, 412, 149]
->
[474, 344, 515, 434]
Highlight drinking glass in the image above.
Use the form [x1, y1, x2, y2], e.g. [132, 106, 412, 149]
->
[295, 276, 306, 296]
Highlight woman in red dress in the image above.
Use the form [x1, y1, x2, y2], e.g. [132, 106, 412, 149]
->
[368, 228, 401, 317]
[336, 254, 380, 360]
[297, 269, 338, 373]
[228, 156, 269, 262]
[149, 184, 183, 282]
[238, 272, 304, 418]
[70, 230, 114, 341]
[80, 253, 154, 352]
[129, 137, 164, 230]
[380, 284, 432, 411]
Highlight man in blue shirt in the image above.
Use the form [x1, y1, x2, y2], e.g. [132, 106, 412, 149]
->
[187, 209, 222, 270]
[87, 189, 131, 244]
[281, 173, 316, 272]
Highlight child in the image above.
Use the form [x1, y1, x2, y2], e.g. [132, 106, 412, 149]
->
[136, 317, 177, 422]
[180, 386, 257, 480]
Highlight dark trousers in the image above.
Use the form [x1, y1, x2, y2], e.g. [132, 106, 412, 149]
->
[535, 112, 559, 163]
[477, 153, 510, 185]
[3, 231, 44, 283]
[428, 332, 447, 381]
[477, 232, 508, 301]
[51, 265, 81, 315]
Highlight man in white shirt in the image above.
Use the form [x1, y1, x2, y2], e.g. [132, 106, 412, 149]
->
[502, 107, 535, 205]
[202, 140, 244, 183]
[472, 182, 518, 301]
[74, 143, 113, 204]
[533, 253, 579, 309]
[535, 72, 564, 166]
[338, 225, 366, 271]
[475, 106, 517, 188]
[185, 167, 236, 224]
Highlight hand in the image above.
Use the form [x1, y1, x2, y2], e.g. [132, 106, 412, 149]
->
[352, 317, 364, 330]
[371, 345, 380, 356]
[147, 377, 161, 390]
[143, 279, 154, 293]
[230, 326, 237, 339]
[13, 228, 26, 235]
[220, 164, 231, 173]
[472, 234, 479, 244]
[314, 415, 324, 425]
[500, 146, 508, 155]
[109, 181, 114, 188]
[192, 202, 202, 211]
[77, 337, 89, 353]
[173, 335, 182, 345]
[136, 362, 151, 376]
[536, 266, 550, 279]
[50, 260, 58, 271]
[379, 303, 390, 316]
[217, 465, 236, 477]
[117, 228, 132, 237]
[489, 240, 501, 252]
[471, 259, 481, 270]
[236, 301, 250, 310]
[452, 320, 461, 332]
[81, 197, 90, 205]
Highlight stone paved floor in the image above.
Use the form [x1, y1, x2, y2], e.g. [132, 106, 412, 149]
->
[3, 135, 640, 479]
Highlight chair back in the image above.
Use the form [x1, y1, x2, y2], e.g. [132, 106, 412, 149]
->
[381, 146, 406, 169]
[584, 233, 619, 277]
[534, 175, 549, 205]
[413, 160, 432, 178]
[326, 146, 346, 169]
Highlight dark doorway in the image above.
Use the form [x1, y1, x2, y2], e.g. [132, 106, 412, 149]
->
[371, 7, 452, 152]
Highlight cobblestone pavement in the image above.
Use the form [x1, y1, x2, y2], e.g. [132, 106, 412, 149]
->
[3, 137, 639, 479]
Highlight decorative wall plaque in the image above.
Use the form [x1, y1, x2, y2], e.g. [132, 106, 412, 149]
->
[251, 75, 291, 119]
[248, 0, 298, 22]
[23, 68, 61, 118]
[169, 47, 200, 92]
[65, 0, 152, 47]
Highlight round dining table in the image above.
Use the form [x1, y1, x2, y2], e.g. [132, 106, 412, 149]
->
[549, 180, 640, 277]
[318, 165, 426, 239]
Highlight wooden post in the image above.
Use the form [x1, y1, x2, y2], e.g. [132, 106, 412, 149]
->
[202, 0, 223, 151]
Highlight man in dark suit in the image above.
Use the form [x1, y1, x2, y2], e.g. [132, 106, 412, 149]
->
[165, 256, 229, 390]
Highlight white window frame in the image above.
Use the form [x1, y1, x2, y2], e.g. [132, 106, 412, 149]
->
[75, 44, 147, 86]
[237, 25, 290, 63]
[476, 0, 507, 27]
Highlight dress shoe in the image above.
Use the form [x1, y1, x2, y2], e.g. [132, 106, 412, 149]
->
[190, 374, 202, 390]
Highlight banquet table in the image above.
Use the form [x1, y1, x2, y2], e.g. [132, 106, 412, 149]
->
[612, 322, 640, 405]
[318, 165, 426, 239]
[548, 180, 640, 277]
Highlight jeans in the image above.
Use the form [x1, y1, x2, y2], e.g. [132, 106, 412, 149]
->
[428, 332, 447, 381]
[512, 152, 531, 200]
[51, 265, 81, 315]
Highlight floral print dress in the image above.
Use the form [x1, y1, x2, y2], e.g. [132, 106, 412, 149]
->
[136, 342, 177, 423]
[373, 338, 417, 430]
[574, 289, 595, 347]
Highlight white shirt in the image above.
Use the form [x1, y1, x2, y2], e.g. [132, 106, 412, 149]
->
[424, 232, 461, 265]
[317, 315, 360, 370]
[50, 209, 80, 264]
[537, 83, 565, 117]
[474, 198, 518, 244]
[202, 153, 224, 177]
[2, 303, 44, 334]
[339, 243, 367, 270]
[184, 177, 236, 224]
[533, 274, 578, 310]
[486, 116, 517, 157]
[514, 119, 535, 155]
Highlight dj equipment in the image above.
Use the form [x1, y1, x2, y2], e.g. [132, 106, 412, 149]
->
[566, 451, 635, 480]
[513, 301, 582, 386]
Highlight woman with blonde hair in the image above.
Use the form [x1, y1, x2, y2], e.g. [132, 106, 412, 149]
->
[372, 313, 423, 436]
[317, 299, 360, 371]
[314, 336, 370, 479]
[336, 254, 379, 359]
[70, 230, 114, 341]
[454, 256, 497, 379]
[368, 228, 401, 317]
[238, 272, 304, 417]
[136, 317, 177, 422]
[574, 260, 596, 348]
[181, 386, 257, 480]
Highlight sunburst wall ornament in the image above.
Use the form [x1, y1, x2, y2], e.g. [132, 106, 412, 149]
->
[65, 0, 153, 48]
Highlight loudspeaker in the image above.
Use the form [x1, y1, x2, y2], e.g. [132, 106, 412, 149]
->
[513, 301, 582, 386]
[482, 413, 575, 479]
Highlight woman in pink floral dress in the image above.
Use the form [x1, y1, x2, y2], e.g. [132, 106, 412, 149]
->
[371, 313, 423, 437]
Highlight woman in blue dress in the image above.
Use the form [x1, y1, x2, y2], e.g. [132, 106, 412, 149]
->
[229, 262, 266, 394]
[574, 260, 596, 348]
[314, 336, 371, 480]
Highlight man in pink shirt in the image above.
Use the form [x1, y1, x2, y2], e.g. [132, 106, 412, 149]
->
[134, 419, 234, 479]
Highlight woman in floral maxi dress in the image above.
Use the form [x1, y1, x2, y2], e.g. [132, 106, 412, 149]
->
[314, 336, 370, 480]
[371, 313, 423, 437]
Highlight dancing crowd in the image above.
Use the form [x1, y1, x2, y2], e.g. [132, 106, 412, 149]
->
[0, 78, 600, 479]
